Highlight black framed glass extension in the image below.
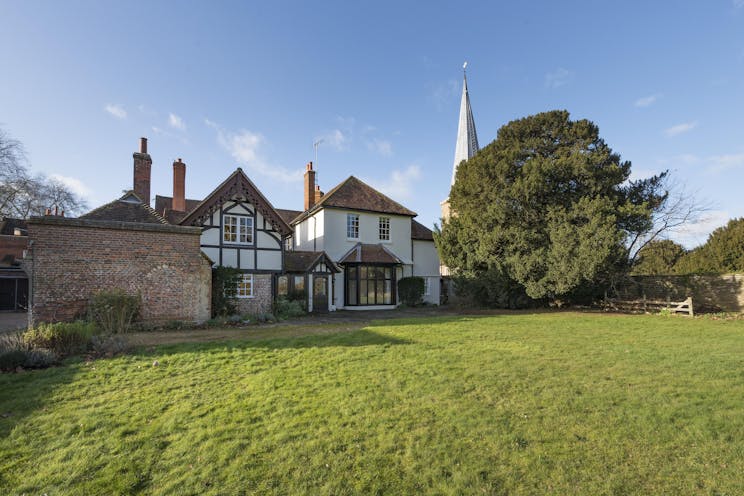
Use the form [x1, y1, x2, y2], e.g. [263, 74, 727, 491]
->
[344, 264, 396, 306]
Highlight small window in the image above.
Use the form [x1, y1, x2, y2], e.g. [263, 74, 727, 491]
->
[423, 277, 431, 296]
[284, 236, 293, 251]
[236, 274, 254, 298]
[277, 275, 288, 296]
[223, 214, 254, 244]
[347, 213, 359, 239]
[379, 217, 390, 241]
[294, 275, 305, 292]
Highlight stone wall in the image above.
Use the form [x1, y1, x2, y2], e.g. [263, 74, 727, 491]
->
[617, 274, 744, 313]
[234, 274, 273, 315]
[26, 217, 211, 325]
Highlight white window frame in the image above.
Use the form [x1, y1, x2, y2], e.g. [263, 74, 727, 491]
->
[236, 273, 254, 298]
[223, 214, 254, 245]
[284, 236, 293, 251]
[378, 216, 390, 241]
[347, 213, 359, 239]
[423, 277, 431, 296]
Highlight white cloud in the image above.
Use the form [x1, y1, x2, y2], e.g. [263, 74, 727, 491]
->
[734, 0, 744, 8]
[671, 210, 730, 249]
[664, 121, 698, 137]
[634, 94, 659, 107]
[168, 113, 186, 131]
[104, 104, 127, 119]
[544, 67, 574, 88]
[656, 154, 700, 167]
[707, 153, 744, 172]
[209, 122, 302, 183]
[367, 139, 393, 157]
[365, 165, 422, 201]
[49, 174, 91, 198]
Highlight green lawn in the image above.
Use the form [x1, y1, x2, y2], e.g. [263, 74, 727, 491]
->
[1, 313, 743, 495]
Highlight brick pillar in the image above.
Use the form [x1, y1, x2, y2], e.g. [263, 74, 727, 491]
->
[133, 137, 152, 205]
[172, 158, 186, 212]
[304, 162, 315, 211]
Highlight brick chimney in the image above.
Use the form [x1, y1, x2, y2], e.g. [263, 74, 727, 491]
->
[172, 158, 186, 212]
[133, 137, 152, 205]
[304, 161, 316, 211]
[314, 184, 324, 204]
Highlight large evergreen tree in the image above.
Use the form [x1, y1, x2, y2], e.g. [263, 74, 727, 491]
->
[675, 218, 744, 274]
[631, 239, 686, 275]
[436, 110, 668, 304]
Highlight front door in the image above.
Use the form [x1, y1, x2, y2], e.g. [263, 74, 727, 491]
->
[313, 276, 328, 313]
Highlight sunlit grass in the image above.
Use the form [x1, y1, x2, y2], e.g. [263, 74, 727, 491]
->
[1, 312, 743, 495]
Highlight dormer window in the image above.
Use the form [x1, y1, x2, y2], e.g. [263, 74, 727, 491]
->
[223, 214, 254, 244]
[347, 213, 359, 239]
[379, 217, 390, 241]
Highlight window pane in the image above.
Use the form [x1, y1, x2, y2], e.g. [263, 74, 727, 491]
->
[384, 280, 392, 304]
[348, 280, 357, 305]
[360, 266, 367, 279]
[278, 276, 288, 296]
[367, 279, 375, 304]
[359, 280, 368, 304]
[294, 276, 305, 291]
[376, 279, 384, 304]
[348, 266, 357, 278]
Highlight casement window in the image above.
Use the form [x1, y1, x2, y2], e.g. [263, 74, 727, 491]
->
[347, 213, 359, 239]
[284, 236, 293, 251]
[345, 265, 395, 306]
[378, 217, 390, 241]
[423, 277, 431, 296]
[236, 274, 254, 298]
[223, 214, 254, 244]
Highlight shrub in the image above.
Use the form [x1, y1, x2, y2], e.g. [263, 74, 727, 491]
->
[0, 332, 58, 371]
[23, 321, 96, 357]
[398, 277, 425, 307]
[89, 289, 141, 334]
[90, 335, 131, 357]
[273, 297, 306, 320]
[212, 267, 242, 317]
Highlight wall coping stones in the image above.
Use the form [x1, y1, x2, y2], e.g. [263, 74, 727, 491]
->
[28, 216, 202, 235]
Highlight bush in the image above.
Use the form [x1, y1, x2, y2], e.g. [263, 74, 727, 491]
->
[0, 332, 58, 371]
[89, 289, 141, 334]
[212, 267, 242, 317]
[90, 335, 131, 357]
[273, 297, 306, 320]
[398, 277, 425, 307]
[23, 321, 96, 357]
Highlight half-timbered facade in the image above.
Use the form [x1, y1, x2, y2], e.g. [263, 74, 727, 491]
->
[179, 168, 292, 314]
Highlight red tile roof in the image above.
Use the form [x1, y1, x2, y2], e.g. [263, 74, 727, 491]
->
[339, 243, 403, 264]
[411, 219, 434, 241]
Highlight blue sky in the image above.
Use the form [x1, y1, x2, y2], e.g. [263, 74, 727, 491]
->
[2, 1, 743, 247]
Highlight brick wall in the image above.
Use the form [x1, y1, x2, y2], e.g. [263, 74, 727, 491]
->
[26, 217, 211, 325]
[0, 234, 28, 261]
[235, 274, 273, 315]
[617, 274, 744, 313]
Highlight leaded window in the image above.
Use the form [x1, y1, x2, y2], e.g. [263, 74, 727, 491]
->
[347, 213, 359, 239]
[223, 214, 254, 244]
[379, 217, 390, 241]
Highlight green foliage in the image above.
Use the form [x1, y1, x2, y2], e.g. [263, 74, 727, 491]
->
[437, 110, 668, 304]
[0, 332, 58, 371]
[23, 321, 96, 357]
[398, 277, 425, 306]
[273, 297, 306, 320]
[675, 218, 744, 274]
[632, 239, 686, 275]
[212, 266, 242, 317]
[88, 289, 141, 334]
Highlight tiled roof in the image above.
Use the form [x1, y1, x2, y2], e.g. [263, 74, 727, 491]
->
[294, 176, 416, 223]
[0, 217, 27, 236]
[284, 251, 339, 273]
[276, 208, 303, 225]
[411, 219, 434, 241]
[80, 191, 167, 224]
[154, 195, 202, 225]
[339, 243, 403, 265]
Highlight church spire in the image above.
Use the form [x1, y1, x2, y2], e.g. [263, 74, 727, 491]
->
[451, 61, 479, 186]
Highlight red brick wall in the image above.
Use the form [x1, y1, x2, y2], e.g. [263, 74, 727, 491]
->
[26, 217, 211, 325]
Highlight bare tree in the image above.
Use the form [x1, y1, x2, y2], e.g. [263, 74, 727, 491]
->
[0, 127, 88, 218]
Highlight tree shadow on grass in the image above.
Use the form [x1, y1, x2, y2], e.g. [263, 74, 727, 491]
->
[0, 361, 81, 439]
[144, 328, 413, 357]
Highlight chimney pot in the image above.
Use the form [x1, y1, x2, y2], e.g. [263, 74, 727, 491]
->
[304, 162, 316, 210]
[133, 137, 152, 205]
[139, 137, 148, 154]
[306, 162, 313, 171]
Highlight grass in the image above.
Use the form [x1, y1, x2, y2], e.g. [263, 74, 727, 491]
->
[1, 312, 743, 495]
